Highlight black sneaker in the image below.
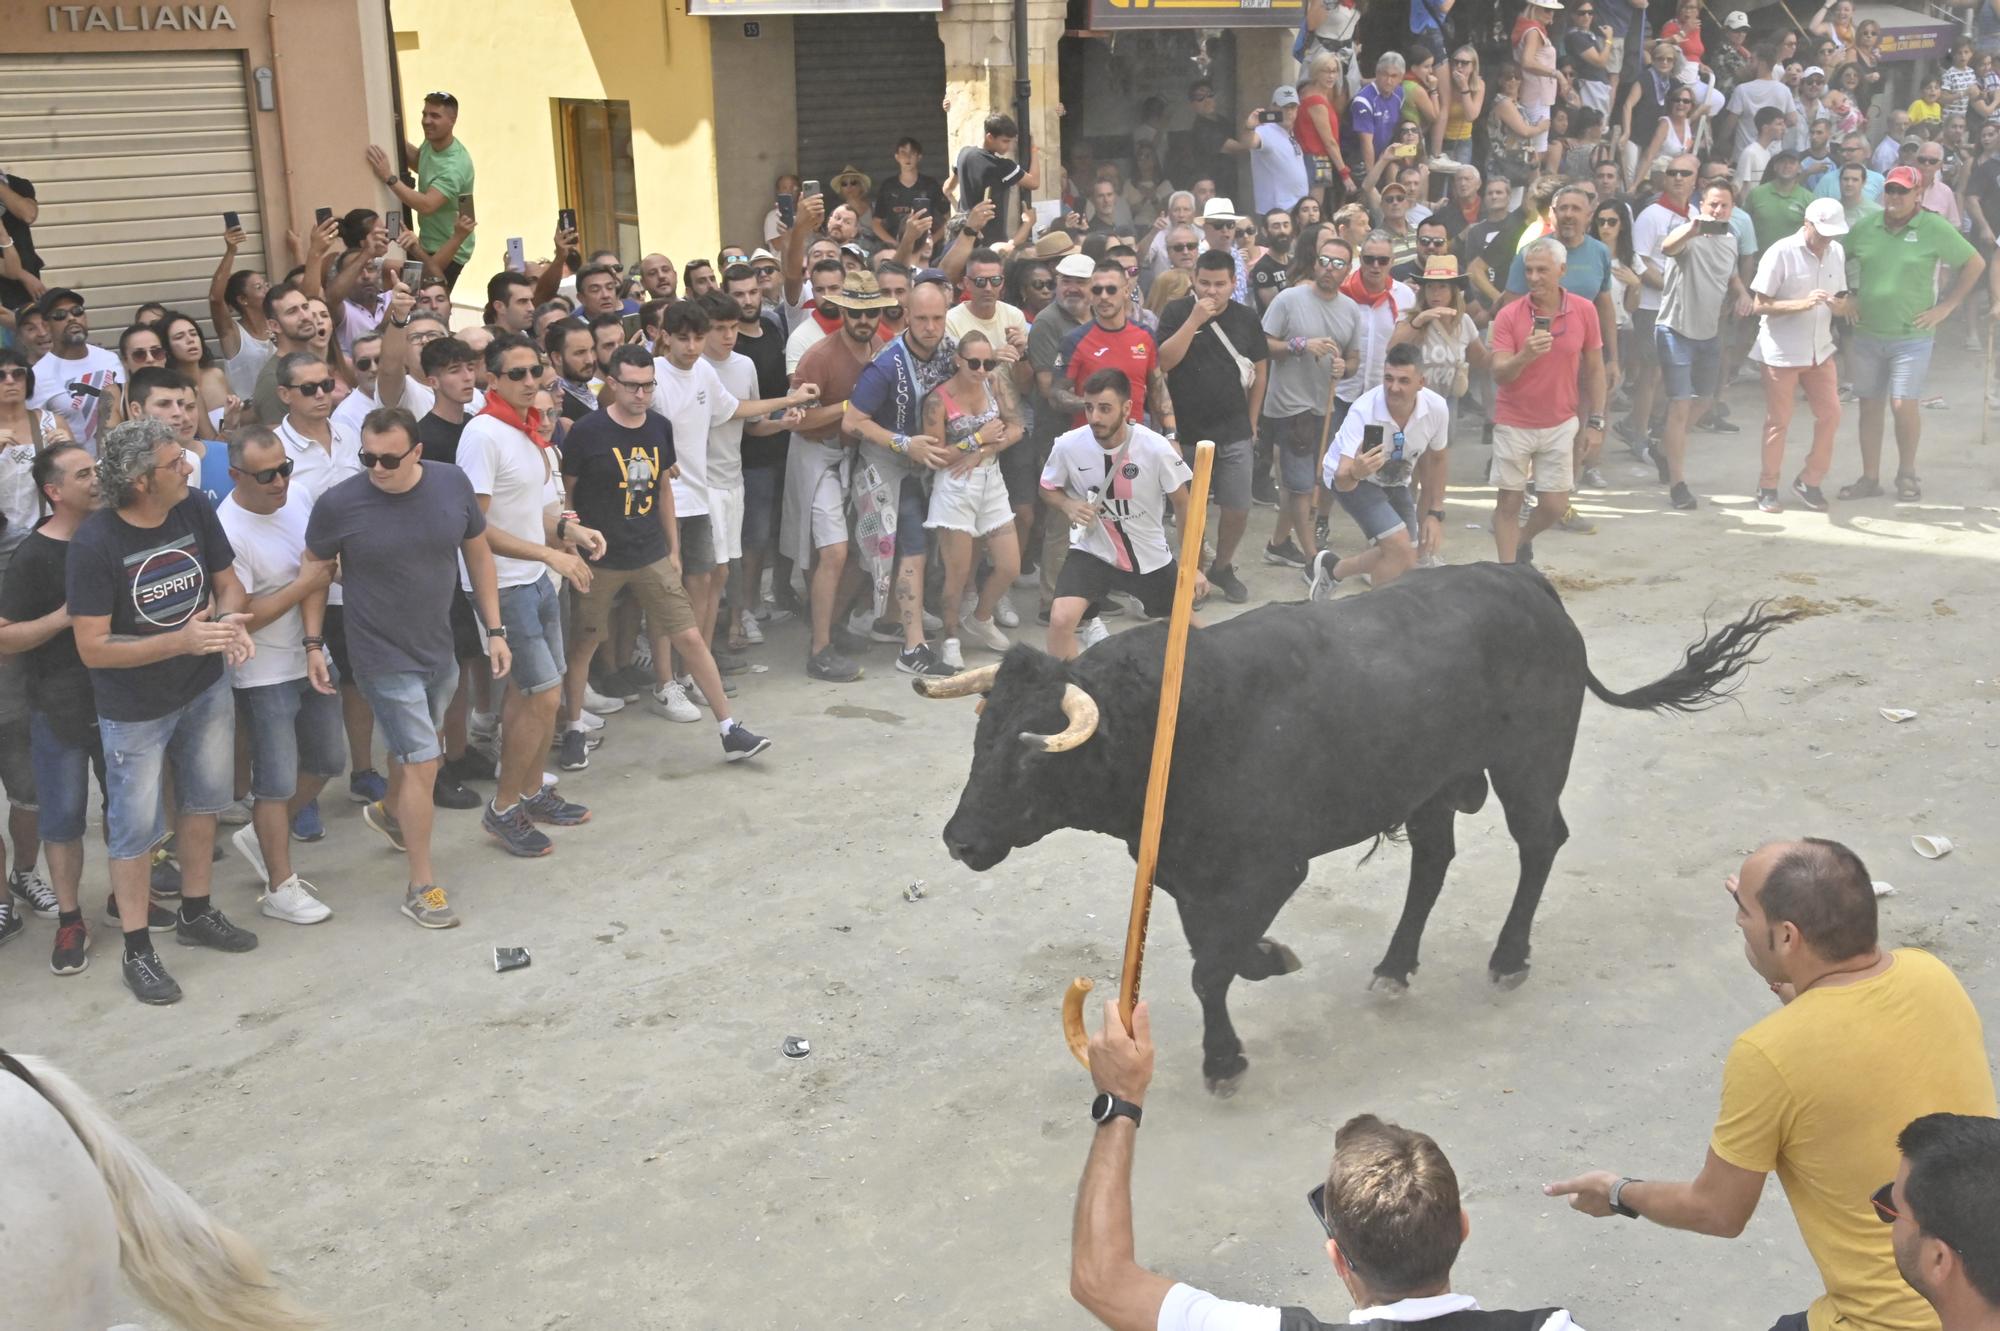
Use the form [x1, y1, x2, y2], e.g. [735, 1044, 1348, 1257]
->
[123, 949, 182, 1005]
[104, 893, 177, 932]
[0, 898, 20, 948]
[432, 769, 482, 810]
[868, 616, 904, 644]
[1304, 550, 1341, 602]
[1697, 414, 1741, 434]
[10, 870, 58, 919]
[895, 643, 957, 678]
[175, 905, 259, 952]
[1516, 537, 1536, 566]
[1208, 564, 1249, 604]
[50, 918, 89, 975]
[1646, 441, 1671, 484]
[1670, 482, 1699, 510]
[1756, 488, 1783, 514]
[443, 747, 499, 784]
[1314, 515, 1330, 548]
[806, 646, 862, 682]
[149, 855, 182, 899]
[557, 726, 591, 771]
[722, 722, 774, 762]
[598, 664, 650, 702]
[1263, 538, 1308, 568]
[1251, 472, 1279, 507]
[483, 800, 553, 857]
[1791, 475, 1829, 511]
[830, 625, 873, 656]
[522, 784, 591, 826]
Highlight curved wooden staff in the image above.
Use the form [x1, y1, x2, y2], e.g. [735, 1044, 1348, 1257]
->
[1062, 439, 1216, 1066]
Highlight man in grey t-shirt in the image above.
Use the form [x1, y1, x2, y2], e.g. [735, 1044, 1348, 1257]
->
[1258, 232, 1357, 567]
[1653, 178, 1752, 511]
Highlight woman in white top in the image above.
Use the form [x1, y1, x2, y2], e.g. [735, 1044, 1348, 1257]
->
[1640, 84, 1700, 186]
[919, 331, 1023, 667]
[1387, 257, 1488, 446]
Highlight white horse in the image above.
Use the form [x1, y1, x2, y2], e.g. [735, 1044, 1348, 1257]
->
[0, 1051, 320, 1331]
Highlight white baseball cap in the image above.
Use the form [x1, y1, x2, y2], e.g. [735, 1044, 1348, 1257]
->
[1724, 9, 1750, 27]
[1804, 196, 1849, 236]
[1055, 254, 1096, 279]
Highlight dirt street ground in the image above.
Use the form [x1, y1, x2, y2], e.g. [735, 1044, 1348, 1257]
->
[3, 354, 1997, 1330]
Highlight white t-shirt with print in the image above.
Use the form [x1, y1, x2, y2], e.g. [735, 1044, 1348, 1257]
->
[651, 355, 738, 517]
[1040, 421, 1191, 574]
[218, 490, 316, 688]
[457, 414, 559, 589]
[28, 345, 125, 447]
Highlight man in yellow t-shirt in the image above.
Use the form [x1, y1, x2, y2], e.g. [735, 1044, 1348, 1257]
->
[1546, 837, 1997, 1331]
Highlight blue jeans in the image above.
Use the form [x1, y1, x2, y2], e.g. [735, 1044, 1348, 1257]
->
[497, 575, 565, 695]
[355, 665, 459, 766]
[1333, 480, 1418, 544]
[237, 674, 348, 802]
[98, 672, 235, 860]
[29, 713, 104, 845]
[1655, 324, 1721, 400]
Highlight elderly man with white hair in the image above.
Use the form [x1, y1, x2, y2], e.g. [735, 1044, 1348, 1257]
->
[1141, 190, 1201, 290]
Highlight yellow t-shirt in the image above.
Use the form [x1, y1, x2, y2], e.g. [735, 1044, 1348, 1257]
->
[1710, 949, 1997, 1331]
[1908, 97, 1942, 125]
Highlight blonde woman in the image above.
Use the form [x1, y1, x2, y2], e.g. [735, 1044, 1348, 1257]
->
[1441, 47, 1486, 166]
[920, 330, 1023, 666]
[1296, 49, 1353, 203]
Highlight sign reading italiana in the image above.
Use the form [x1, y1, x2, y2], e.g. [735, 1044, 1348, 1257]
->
[45, 4, 239, 31]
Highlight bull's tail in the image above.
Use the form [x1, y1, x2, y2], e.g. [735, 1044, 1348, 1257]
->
[1584, 602, 1800, 715]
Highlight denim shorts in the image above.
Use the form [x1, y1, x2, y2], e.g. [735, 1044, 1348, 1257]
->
[1267, 411, 1330, 495]
[356, 664, 460, 765]
[1848, 332, 1935, 402]
[99, 671, 236, 860]
[29, 713, 104, 845]
[497, 574, 565, 695]
[237, 674, 348, 802]
[0, 713, 35, 809]
[742, 465, 780, 554]
[1333, 480, 1419, 544]
[895, 473, 929, 557]
[1655, 325, 1721, 401]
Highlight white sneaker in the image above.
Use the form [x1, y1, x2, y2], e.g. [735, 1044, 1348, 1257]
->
[739, 610, 765, 644]
[231, 823, 269, 888]
[577, 707, 606, 733]
[650, 680, 701, 722]
[217, 797, 253, 827]
[259, 874, 331, 925]
[1078, 616, 1110, 649]
[922, 608, 943, 632]
[962, 615, 1012, 654]
[994, 593, 1020, 629]
[940, 637, 965, 669]
[581, 685, 625, 715]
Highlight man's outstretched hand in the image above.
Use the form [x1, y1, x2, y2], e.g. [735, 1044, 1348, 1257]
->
[1089, 999, 1155, 1106]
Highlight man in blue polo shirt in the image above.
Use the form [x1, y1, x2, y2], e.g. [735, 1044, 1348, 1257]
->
[1345, 53, 1407, 178]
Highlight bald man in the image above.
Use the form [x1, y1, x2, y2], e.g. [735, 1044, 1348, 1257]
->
[1549, 838, 1996, 1331]
[638, 253, 677, 302]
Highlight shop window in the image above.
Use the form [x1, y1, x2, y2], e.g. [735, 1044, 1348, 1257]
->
[557, 99, 639, 264]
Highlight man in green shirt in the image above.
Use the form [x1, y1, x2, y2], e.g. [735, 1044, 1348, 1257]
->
[366, 91, 476, 290]
[1840, 164, 1984, 501]
[1743, 152, 1813, 253]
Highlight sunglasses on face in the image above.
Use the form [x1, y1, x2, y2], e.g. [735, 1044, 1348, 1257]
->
[1307, 1183, 1336, 1239]
[500, 364, 547, 381]
[1884, 184, 1913, 194]
[359, 445, 416, 470]
[961, 356, 997, 371]
[752, 265, 779, 278]
[1419, 235, 1448, 248]
[353, 356, 379, 372]
[284, 378, 335, 395]
[231, 458, 295, 485]
[128, 346, 166, 363]
[1170, 241, 1200, 252]
[48, 307, 84, 321]
[1666, 168, 1696, 177]
[1090, 284, 1123, 296]
[1871, 1183, 1899, 1223]
[1920, 156, 1944, 165]
[841, 308, 877, 320]
[1316, 254, 1349, 269]
[968, 275, 1004, 288]
[0, 367, 25, 383]
[1361, 254, 1392, 266]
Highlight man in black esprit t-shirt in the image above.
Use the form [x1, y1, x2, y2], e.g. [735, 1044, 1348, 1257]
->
[554, 345, 771, 768]
[66, 418, 260, 1005]
[1068, 1002, 1585, 1331]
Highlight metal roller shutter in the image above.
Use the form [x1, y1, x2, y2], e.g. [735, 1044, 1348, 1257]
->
[793, 15, 947, 194]
[0, 50, 266, 345]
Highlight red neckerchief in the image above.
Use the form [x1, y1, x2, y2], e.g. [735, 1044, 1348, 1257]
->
[811, 304, 842, 335]
[1654, 192, 1692, 219]
[478, 392, 551, 450]
[1341, 268, 1399, 319]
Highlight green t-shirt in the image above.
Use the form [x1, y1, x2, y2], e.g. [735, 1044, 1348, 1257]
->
[416, 137, 475, 265]
[1743, 182, 1811, 253]
[1845, 208, 1978, 340]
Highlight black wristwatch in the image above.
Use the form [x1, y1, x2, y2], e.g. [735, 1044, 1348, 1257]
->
[1426, 508, 1445, 521]
[1091, 1092, 1143, 1128]
[486, 625, 508, 640]
[1608, 1176, 1642, 1219]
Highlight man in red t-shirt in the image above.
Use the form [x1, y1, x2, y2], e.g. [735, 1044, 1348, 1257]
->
[1489, 235, 1607, 564]
[1052, 259, 1175, 437]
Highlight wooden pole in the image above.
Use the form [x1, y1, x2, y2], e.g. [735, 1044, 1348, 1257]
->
[1062, 440, 1215, 1066]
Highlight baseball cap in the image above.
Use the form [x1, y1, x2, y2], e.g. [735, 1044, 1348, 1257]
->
[1802, 65, 1826, 81]
[1055, 254, 1096, 279]
[1804, 196, 1848, 236]
[1272, 85, 1301, 107]
[1884, 165, 1922, 190]
[1724, 9, 1750, 26]
[35, 287, 84, 316]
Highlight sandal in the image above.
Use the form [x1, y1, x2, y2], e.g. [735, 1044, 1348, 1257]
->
[1837, 477, 1883, 501]
[1895, 473, 1922, 501]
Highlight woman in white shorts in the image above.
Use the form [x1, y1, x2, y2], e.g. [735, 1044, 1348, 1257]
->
[920, 331, 1023, 667]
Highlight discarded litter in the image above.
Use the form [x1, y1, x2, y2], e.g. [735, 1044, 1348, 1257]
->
[1873, 881, 1897, 898]
[493, 946, 531, 973]
[1912, 835, 1955, 860]
[782, 1036, 811, 1058]
[1878, 708, 1918, 723]
[904, 879, 927, 902]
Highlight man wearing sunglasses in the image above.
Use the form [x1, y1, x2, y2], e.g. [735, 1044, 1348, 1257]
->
[1883, 1114, 2000, 1331]
[1549, 838, 1995, 1331]
[1071, 1000, 1584, 1331]
[1260, 232, 1356, 569]
[26, 288, 123, 448]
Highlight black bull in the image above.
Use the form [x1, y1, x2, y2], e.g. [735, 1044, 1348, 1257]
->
[921, 564, 1795, 1094]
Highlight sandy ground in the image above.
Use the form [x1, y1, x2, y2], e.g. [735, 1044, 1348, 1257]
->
[3, 348, 1998, 1331]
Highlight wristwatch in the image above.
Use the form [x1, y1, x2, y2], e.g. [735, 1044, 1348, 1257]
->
[486, 625, 509, 640]
[1586, 414, 1606, 430]
[1090, 1092, 1143, 1128]
[1608, 1176, 1642, 1219]
[388, 313, 412, 328]
[382, 176, 397, 188]
[1426, 508, 1446, 521]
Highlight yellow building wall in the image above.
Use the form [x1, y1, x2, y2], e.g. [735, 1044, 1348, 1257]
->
[389, 0, 719, 312]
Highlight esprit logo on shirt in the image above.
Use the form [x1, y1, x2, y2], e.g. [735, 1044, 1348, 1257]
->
[128, 545, 206, 629]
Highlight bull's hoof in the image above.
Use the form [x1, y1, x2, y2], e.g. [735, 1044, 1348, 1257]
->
[1203, 1053, 1249, 1097]
[1368, 973, 1410, 997]
[1258, 937, 1304, 975]
[1490, 965, 1532, 991]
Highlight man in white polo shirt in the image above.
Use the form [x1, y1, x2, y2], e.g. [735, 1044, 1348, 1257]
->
[1307, 343, 1450, 594]
[1750, 196, 1848, 514]
[456, 334, 604, 859]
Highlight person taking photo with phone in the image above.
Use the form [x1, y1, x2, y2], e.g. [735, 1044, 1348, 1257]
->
[1307, 342, 1449, 593]
[1650, 174, 1754, 510]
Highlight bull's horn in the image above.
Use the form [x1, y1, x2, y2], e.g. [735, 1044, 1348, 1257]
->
[911, 663, 1000, 699]
[1021, 683, 1100, 753]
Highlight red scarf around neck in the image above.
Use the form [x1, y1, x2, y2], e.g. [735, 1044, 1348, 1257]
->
[1654, 192, 1692, 218]
[478, 391, 552, 449]
[1342, 268, 1399, 319]
[811, 303, 843, 335]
